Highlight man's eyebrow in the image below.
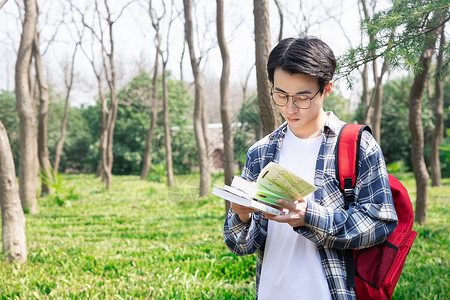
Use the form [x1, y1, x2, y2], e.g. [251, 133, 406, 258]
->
[274, 87, 313, 94]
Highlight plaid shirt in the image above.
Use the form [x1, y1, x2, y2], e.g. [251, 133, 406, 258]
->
[223, 112, 398, 299]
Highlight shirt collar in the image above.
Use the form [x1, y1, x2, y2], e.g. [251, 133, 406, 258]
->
[268, 111, 343, 141]
[322, 111, 342, 136]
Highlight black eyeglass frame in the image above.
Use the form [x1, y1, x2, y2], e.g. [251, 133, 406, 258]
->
[270, 87, 321, 110]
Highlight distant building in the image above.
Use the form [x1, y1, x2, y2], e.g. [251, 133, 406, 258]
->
[172, 123, 241, 171]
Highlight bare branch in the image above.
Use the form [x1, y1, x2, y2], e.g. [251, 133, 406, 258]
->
[111, 0, 137, 24]
[0, 0, 8, 10]
[40, 2, 67, 56]
[274, 0, 283, 42]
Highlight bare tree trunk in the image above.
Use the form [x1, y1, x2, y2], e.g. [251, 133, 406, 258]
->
[274, 0, 283, 42]
[184, 0, 211, 196]
[371, 60, 389, 143]
[180, 40, 185, 82]
[0, 120, 27, 263]
[15, 0, 38, 214]
[141, 0, 162, 180]
[162, 60, 174, 186]
[97, 79, 107, 179]
[217, 0, 234, 213]
[431, 28, 445, 187]
[253, 0, 282, 136]
[33, 31, 52, 196]
[360, 0, 391, 143]
[98, 0, 122, 190]
[361, 64, 373, 125]
[409, 25, 441, 223]
[54, 43, 78, 177]
[141, 50, 159, 179]
[242, 65, 254, 101]
[360, 0, 373, 127]
[103, 89, 118, 190]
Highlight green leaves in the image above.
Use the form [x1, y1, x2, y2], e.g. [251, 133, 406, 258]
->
[337, 0, 449, 82]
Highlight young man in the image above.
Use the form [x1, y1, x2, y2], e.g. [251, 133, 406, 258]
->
[223, 37, 398, 299]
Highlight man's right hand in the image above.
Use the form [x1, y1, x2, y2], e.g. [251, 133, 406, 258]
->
[231, 203, 256, 224]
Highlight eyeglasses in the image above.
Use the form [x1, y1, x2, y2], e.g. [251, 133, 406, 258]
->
[270, 87, 321, 110]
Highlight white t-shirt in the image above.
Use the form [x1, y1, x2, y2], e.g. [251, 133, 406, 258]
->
[258, 126, 331, 300]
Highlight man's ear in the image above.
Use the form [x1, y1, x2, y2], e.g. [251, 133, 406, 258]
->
[323, 81, 333, 98]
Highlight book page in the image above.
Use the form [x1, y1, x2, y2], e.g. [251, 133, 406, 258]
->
[256, 162, 317, 202]
[230, 176, 258, 196]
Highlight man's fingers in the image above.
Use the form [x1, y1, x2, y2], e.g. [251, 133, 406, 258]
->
[278, 199, 296, 209]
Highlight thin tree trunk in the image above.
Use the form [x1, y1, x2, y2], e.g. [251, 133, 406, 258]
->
[141, 1, 162, 179]
[431, 28, 445, 187]
[360, 0, 388, 143]
[15, 0, 38, 214]
[141, 51, 159, 179]
[162, 60, 174, 186]
[274, 0, 283, 42]
[242, 65, 254, 101]
[217, 0, 234, 213]
[97, 79, 107, 179]
[184, 0, 211, 196]
[0, 120, 27, 263]
[409, 27, 441, 223]
[100, 0, 120, 190]
[371, 59, 389, 144]
[54, 43, 78, 177]
[253, 0, 282, 135]
[361, 63, 373, 125]
[33, 31, 52, 196]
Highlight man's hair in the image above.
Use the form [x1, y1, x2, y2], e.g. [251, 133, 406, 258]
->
[267, 36, 336, 93]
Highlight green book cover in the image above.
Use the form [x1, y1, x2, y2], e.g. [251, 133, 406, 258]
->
[254, 162, 317, 205]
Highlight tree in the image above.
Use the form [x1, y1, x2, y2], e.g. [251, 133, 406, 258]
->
[409, 24, 444, 223]
[74, 7, 108, 179]
[0, 120, 27, 263]
[79, 0, 133, 189]
[159, 0, 176, 186]
[183, 0, 211, 196]
[339, 0, 449, 224]
[141, 0, 163, 180]
[216, 0, 234, 212]
[253, 0, 282, 136]
[33, 29, 52, 196]
[358, 0, 391, 144]
[233, 93, 261, 172]
[15, 0, 38, 214]
[54, 40, 79, 177]
[431, 28, 445, 187]
[273, 0, 283, 43]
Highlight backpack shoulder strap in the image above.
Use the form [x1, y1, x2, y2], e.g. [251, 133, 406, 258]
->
[336, 123, 372, 209]
[336, 123, 371, 289]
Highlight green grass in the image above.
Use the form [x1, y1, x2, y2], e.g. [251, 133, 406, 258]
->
[0, 172, 448, 299]
[389, 173, 450, 300]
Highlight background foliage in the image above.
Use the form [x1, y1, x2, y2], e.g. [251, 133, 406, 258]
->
[0, 71, 198, 175]
[1, 70, 449, 178]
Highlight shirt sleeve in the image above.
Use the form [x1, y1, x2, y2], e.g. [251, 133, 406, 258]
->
[295, 131, 398, 250]
[223, 144, 268, 256]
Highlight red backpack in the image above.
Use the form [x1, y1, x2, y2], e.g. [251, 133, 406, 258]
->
[336, 123, 417, 299]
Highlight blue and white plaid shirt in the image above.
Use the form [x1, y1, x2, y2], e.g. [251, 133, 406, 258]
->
[223, 112, 398, 299]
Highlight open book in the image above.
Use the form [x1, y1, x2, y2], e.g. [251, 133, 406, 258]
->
[213, 162, 317, 215]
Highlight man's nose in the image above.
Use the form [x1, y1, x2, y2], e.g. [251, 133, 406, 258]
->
[285, 96, 299, 112]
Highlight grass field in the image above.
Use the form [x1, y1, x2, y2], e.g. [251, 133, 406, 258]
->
[0, 172, 448, 299]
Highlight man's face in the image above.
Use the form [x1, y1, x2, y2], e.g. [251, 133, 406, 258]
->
[272, 68, 331, 138]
